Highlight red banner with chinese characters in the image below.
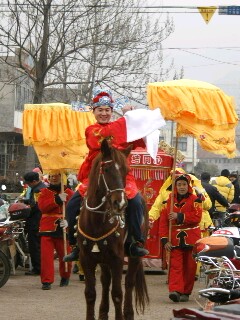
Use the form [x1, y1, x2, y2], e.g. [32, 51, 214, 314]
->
[130, 148, 173, 259]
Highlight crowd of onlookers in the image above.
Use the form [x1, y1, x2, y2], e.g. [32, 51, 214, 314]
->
[1, 165, 240, 297]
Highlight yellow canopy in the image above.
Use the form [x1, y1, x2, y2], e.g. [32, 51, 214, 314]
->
[23, 103, 96, 171]
[147, 79, 239, 158]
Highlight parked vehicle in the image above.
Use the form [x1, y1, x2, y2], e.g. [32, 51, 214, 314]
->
[0, 203, 30, 288]
[0, 223, 11, 288]
[171, 236, 240, 319]
[194, 235, 240, 305]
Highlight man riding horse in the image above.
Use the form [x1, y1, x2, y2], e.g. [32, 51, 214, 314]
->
[64, 87, 166, 261]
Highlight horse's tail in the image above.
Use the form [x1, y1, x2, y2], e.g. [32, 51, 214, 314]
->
[132, 194, 149, 314]
[134, 259, 149, 314]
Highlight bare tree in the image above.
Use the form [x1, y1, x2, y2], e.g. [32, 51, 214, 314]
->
[0, 0, 175, 104]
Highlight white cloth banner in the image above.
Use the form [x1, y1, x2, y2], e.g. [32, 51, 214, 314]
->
[124, 108, 166, 161]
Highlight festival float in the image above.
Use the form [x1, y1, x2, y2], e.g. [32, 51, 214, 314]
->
[130, 141, 185, 269]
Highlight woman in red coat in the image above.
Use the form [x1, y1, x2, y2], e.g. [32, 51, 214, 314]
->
[159, 174, 203, 302]
[38, 173, 74, 290]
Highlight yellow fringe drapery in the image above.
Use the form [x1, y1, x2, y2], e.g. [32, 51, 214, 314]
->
[23, 103, 95, 146]
[147, 79, 239, 158]
[23, 103, 96, 171]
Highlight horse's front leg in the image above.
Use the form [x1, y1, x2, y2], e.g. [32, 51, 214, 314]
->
[110, 258, 124, 320]
[98, 264, 111, 320]
[82, 260, 98, 320]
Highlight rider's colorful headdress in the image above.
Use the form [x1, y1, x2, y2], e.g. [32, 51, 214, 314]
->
[91, 87, 114, 109]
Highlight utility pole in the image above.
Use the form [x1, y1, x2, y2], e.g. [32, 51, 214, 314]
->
[192, 137, 195, 172]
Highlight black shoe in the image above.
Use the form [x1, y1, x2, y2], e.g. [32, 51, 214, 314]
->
[79, 274, 85, 282]
[179, 294, 189, 302]
[129, 243, 149, 257]
[60, 278, 69, 287]
[169, 291, 180, 302]
[63, 246, 79, 262]
[42, 283, 51, 290]
[25, 270, 40, 276]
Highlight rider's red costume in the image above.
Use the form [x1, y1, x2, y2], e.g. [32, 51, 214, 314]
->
[77, 118, 145, 199]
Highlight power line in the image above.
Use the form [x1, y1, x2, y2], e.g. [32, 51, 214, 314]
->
[0, 3, 236, 13]
[162, 47, 240, 50]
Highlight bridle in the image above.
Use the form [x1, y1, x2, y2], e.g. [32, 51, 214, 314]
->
[78, 159, 126, 246]
[85, 159, 126, 216]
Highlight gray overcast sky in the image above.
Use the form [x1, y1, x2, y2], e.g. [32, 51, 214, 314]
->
[147, 0, 240, 106]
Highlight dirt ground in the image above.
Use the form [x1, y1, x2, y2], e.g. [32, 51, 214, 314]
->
[0, 263, 207, 320]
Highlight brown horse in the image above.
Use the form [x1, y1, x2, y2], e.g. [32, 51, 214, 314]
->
[77, 139, 149, 320]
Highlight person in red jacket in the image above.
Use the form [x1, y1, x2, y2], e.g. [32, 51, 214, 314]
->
[159, 174, 203, 303]
[38, 173, 74, 290]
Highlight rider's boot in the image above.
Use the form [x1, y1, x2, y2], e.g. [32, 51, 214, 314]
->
[63, 245, 79, 262]
[125, 193, 149, 257]
[129, 241, 149, 257]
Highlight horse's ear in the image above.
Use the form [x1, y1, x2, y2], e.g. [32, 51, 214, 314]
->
[101, 138, 112, 158]
[122, 144, 133, 158]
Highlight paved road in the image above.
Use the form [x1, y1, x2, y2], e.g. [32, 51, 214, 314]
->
[1, 264, 206, 320]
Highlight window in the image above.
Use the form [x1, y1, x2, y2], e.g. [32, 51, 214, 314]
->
[0, 141, 14, 176]
[173, 137, 187, 151]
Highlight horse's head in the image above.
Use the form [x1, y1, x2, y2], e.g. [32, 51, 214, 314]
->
[98, 138, 131, 214]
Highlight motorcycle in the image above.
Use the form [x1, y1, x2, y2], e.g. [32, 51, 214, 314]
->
[0, 203, 30, 288]
[170, 207, 240, 319]
[193, 235, 240, 306]
[0, 221, 11, 287]
[210, 205, 240, 269]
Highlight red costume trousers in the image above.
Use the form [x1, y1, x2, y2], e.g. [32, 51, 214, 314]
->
[40, 236, 72, 284]
[169, 247, 197, 295]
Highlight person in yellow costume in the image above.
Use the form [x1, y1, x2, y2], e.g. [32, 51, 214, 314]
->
[149, 169, 212, 277]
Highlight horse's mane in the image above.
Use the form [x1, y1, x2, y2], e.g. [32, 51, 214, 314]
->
[87, 147, 129, 199]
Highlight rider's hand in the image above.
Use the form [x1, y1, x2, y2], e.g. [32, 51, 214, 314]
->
[122, 105, 135, 114]
[58, 193, 67, 202]
[59, 219, 68, 229]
